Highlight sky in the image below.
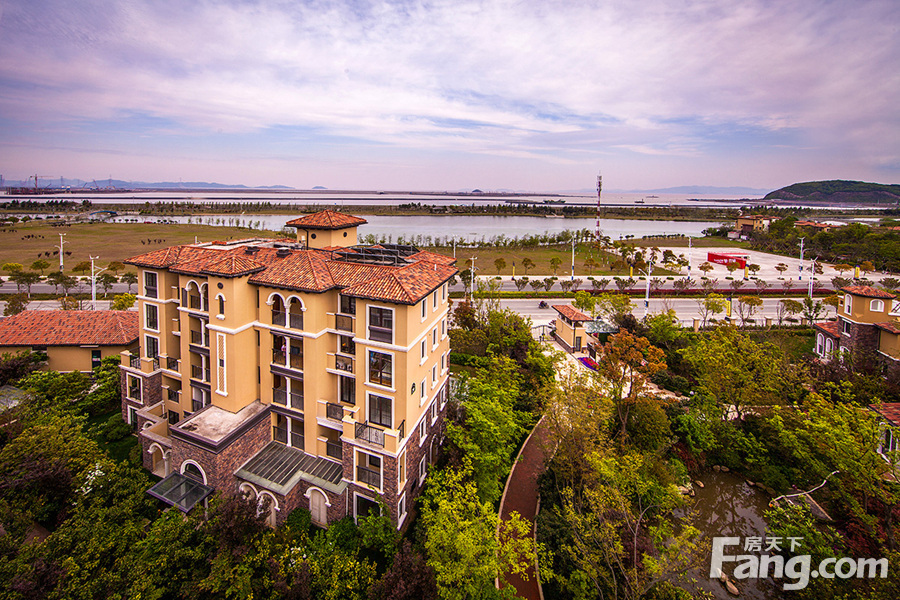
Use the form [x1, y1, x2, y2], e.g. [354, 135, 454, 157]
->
[0, 0, 898, 192]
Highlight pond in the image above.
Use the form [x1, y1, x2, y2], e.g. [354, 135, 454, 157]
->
[689, 470, 782, 600]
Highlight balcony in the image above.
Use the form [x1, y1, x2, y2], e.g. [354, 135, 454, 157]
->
[357, 464, 381, 487]
[326, 439, 342, 460]
[273, 425, 304, 449]
[186, 294, 207, 312]
[273, 424, 288, 444]
[273, 388, 303, 410]
[129, 353, 141, 369]
[355, 421, 385, 447]
[326, 402, 343, 421]
[335, 314, 354, 332]
[272, 351, 304, 371]
[166, 388, 180, 403]
[190, 364, 210, 382]
[334, 355, 354, 374]
[190, 330, 207, 347]
[273, 310, 304, 330]
[166, 356, 180, 371]
[398, 419, 405, 441]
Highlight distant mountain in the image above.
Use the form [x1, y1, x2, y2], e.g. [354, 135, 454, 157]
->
[765, 180, 900, 203]
[621, 185, 769, 195]
[1, 177, 293, 190]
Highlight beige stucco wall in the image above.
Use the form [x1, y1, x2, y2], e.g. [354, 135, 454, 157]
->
[841, 293, 892, 324]
[880, 329, 900, 360]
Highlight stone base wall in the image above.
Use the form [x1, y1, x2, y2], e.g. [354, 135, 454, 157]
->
[170, 412, 270, 491]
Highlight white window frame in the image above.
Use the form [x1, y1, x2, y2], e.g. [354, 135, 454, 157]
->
[145, 303, 159, 332]
[356, 451, 383, 491]
[871, 299, 885, 312]
[418, 456, 427, 482]
[127, 374, 142, 402]
[143, 270, 158, 298]
[397, 492, 408, 528]
[421, 299, 427, 321]
[420, 377, 426, 406]
[841, 319, 851, 336]
[419, 419, 427, 445]
[432, 365, 437, 388]
[433, 291, 438, 309]
[367, 304, 395, 345]
[420, 339, 427, 364]
[398, 450, 406, 487]
[816, 333, 824, 356]
[366, 349, 395, 391]
[367, 392, 393, 429]
[844, 294, 852, 313]
[432, 328, 438, 350]
[145, 334, 159, 359]
[430, 400, 438, 424]
[825, 338, 834, 357]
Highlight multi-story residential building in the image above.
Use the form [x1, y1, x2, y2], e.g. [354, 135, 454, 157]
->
[121, 210, 457, 527]
[814, 285, 900, 376]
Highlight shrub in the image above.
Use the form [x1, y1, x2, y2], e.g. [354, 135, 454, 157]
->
[101, 415, 132, 442]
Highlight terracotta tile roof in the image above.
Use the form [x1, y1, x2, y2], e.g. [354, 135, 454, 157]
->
[814, 320, 840, 337]
[840, 286, 896, 299]
[285, 210, 368, 230]
[200, 255, 267, 278]
[0, 310, 138, 347]
[407, 250, 458, 266]
[876, 321, 900, 335]
[249, 251, 336, 292]
[552, 305, 592, 322]
[340, 261, 457, 304]
[870, 403, 900, 427]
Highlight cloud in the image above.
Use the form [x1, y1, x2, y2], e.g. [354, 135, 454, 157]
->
[0, 0, 898, 187]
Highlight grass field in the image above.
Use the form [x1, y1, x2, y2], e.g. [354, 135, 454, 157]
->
[0, 220, 278, 274]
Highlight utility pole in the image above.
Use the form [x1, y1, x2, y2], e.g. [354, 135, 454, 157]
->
[643, 261, 653, 316]
[808, 259, 817, 298]
[89, 255, 107, 309]
[57, 233, 68, 272]
[687, 236, 693, 275]
[571, 235, 575, 281]
[798, 238, 805, 281]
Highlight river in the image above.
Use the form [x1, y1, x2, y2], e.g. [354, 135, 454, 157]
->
[107, 213, 728, 242]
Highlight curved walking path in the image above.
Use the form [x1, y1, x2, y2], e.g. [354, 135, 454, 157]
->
[497, 416, 552, 600]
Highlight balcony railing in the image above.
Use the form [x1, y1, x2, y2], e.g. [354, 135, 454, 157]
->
[289, 353, 303, 370]
[335, 314, 354, 332]
[291, 432, 304, 450]
[190, 330, 206, 346]
[398, 419, 405, 440]
[273, 310, 304, 329]
[151, 356, 160, 371]
[357, 465, 381, 487]
[335, 355, 354, 373]
[273, 388, 303, 409]
[145, 286, 157, 299]
[166, 356, 179, 371]
[326, 402, 343, 421]
[326, 439, 342, 460]
[273, 425, 288, 444]
[190, 364, 210, 382]
[129, 354, 141, 369]
[355, 421, 385, 447]
[167, 389, 179, 402]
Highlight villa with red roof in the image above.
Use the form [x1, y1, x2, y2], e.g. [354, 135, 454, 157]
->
[813, 285, 900, 377]
[120, 210, 457, 525]
[0, 310, 138, 372]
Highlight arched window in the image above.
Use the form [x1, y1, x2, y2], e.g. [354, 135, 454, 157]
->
[182, 461, 206, 484]
[871, 299, 884, 312]
[816, 333, 824, 356]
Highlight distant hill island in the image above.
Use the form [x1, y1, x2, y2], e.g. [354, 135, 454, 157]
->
[765, 180, 900, 204]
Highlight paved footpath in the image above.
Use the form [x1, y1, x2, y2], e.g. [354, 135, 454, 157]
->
[498, 416, 552, 600]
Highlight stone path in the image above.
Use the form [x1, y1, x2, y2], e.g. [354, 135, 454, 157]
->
[497, 416, 551, 600]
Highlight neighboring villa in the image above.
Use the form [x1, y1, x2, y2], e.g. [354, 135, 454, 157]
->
[813, 285, 900, 376]
[551, 304, 592, 352]
[121, 210, 457, 527]
[732, 215, 777, 239]
[0, 310, 138, 372]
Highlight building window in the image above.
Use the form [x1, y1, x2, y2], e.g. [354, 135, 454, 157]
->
[433, 291, 438, 309]
[816, 333, 824, 356]
[421, 378, 426, 403]
[442, 283, 447, 300]
[340, 295, 356, 315]
[145, 335, 159, 359]
[398, 451, 406, 486]
[430, 400, 438, 424]
[145, 304, 159, 331]
[418, 456, 427, 482]
[357, 453, 382, 489]
[368, 351, 392, 387]
[432, 328, 437, 348]
[420, 339, 427, 362]
[339, 335, 355, 355]
[432, 365, 437, 386]
[871, 299, 885, 312]
[421, 300, 427, 320]
[144, 271, 158, 298]
[419, 419, 427, 444]
[398, 493, 407, 522]
[368, 307, 393, 343]
[91, 349, 102, 370]
[441, 352, 446, 372]
[441, 318, 446, 338]
[218, 295, 225, 315]
[128, 375, 141, 401]
[368, 393, 392, 428]
[844, 294, 852, 313]
[841, 319, 851, 336]
[216, 333, 226, 395]
[339, 376, 356, 405]
[168, 410, 180, 425]
[825, 338, 834, 357]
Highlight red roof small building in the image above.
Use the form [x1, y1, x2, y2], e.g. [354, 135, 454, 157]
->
[285, 210, 368, 230]
[840, 286, 896, 300]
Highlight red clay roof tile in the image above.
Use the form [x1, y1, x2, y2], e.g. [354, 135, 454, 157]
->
[285, 210, 368, 230]
[840, 285, 896, 299]
[0, 310, 138, 347]
[552, 305, 592, 321]
[870, 403, 900, 427]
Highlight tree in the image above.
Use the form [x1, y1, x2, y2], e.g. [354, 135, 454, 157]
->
[775, 262, 789, 277]
[592, 278, 611, 291]
[695, 293, 726, 327]
[421, 464, 537, 600]
[111, 293, 136, 310]
[583, 257, 598, 275]
[97, 273, 118, 297]
[801, 296, 825, 324]
[521, 258, 534, 275]
[73, 261, 91, 276]
[529, 279, 543, 292]
[559, 280, 573, 293]
[542, 277, 555, 292]
[859, 260, 875, 276]
[106, 261, 125, 275]
[3, 293, 28, 316]
[833, 263, 853, 276]
[735, 295, 763, 327]
[493, 258, 506, 276]
[778, 298, 803, 325]
[512, 276, 529, 292]
[747, 263, 761, 277]
[880, 277, 900, 292]
[596, 331, 666, 438]
[30, 259, 50, 275]
[2, 262, 23, 275]
[681, 327, 802, 418]
[549, 257, 562, 276]
[728, 278, 745, 293]
[571, 278, 583, 292]
[121, 271, 138, 292]
[754, 278, 770, 294]
[11, 270, 41, 297]
[368, 541, 439, 600]
[698, 262, 714, 277]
